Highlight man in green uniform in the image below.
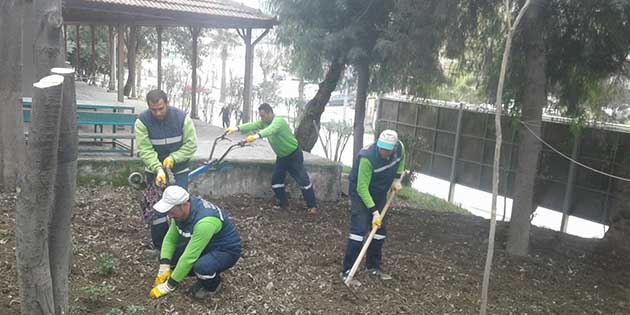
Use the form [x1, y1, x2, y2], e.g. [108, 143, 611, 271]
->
[149, 186, 241, 299]
[135, 89, 198, 250]
[341, 129, 405, 283]
[226, 103, 317, 214]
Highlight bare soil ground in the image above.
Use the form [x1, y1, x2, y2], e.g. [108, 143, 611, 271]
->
[1, 187, 629, 314]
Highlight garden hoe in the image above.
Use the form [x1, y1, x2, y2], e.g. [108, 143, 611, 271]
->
[344, 190, 398, 290]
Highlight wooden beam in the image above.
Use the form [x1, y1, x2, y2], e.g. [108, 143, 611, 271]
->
[117, 24, 124, 102]
[157, 26, 162, 90]
[75, 25, 80, 73]
[90, 25, 96, 85]
[242, 28, 252, 123]
[108, 25, 115, 91]
[190, 26, 200, 119]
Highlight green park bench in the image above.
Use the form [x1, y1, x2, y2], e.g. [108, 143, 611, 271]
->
[23, 108, 137, 157]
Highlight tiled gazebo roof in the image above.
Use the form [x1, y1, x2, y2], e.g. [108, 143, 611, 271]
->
[63, 0, 278, 28]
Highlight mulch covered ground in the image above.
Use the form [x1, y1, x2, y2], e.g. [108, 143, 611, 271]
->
[1, 187, 629, 314]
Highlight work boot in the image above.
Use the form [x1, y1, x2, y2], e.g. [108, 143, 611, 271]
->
[367, 268, 392, 280]
[306, 207, 318, 215]
[190, 280, 222, 300]
[272, 202, 288, 210]
[340, 271, 361, 287]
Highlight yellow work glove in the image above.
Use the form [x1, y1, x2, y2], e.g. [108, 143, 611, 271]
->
[149, 282, 174, 299]
[246, 134, 259, 143]
[162, 156, 174, 170]
[225, 127, 239, 135]
[154, 264, 171, 286]
[372, 210, 382, 229]
[390, 178, 402, 193]
[155, 168, 167, 187]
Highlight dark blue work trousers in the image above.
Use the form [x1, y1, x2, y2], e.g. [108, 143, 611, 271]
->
[170, 242, 241, 290]
[341, 193, 388, 272]
[271, 149, 317, 209]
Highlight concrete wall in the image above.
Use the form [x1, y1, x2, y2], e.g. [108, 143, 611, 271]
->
[77, 157, 342, 201]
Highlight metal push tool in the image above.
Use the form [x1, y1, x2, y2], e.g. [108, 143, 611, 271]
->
[188, 131, 246, 180]
[344, 190, 397, 288]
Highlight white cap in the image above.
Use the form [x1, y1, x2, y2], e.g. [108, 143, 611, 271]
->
[377, 129, 398, 151]
[153, 186, 190, 213]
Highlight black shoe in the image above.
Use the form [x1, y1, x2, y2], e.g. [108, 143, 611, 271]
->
[273, 203, 288, 210]
[190, 280, 222, 299]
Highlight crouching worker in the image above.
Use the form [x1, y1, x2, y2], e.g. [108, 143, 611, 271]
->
[149, 186, 241, 299]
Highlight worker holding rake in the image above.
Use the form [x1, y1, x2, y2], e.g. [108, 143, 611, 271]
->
[341, 129, 405, 283]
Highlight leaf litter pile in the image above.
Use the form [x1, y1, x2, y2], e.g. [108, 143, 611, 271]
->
[1, 187, 629, 314]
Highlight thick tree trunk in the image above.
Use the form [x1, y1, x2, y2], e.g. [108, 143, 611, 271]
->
[220, 45, 228, 103]
[295, 57, 345, 151]
[16, 75, 65, 315]
[352, 60, 370, 166]
[124, 26, 137, 97]
[33, 0, 64, 81]
[507, 0, 546, 256]
[0, 0, 25, 192]
[48, 68, 77, 315]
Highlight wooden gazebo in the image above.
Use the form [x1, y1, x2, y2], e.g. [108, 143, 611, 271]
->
[22, 0, 278, 122]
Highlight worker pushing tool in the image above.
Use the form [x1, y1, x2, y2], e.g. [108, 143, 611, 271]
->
[225, 103, 318, 215]
[135, 89, 198, 251]
[340, 129, 405, 284]
[148, 186, 241, 300]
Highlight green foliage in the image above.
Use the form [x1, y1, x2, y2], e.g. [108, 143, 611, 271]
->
[108, 308, 124, 315]
[125, 305, 146, 315]
[163, 27, 211, 67]
[97, 253, 117, 277]
[397, 186, 470, 215]
[342, 165, 352, 174]
[80, 284, 114, 305]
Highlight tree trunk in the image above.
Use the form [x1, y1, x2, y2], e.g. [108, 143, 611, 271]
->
[219, 45, 228, 103]
[0, 0, 25, 192]
[16, 75, 65, 315]
[352, 60, 370, 166]
[136, 59, 142, 98]
[507, 0, 546, 257]
[49, 67, 77, 315]
[124, 26, 137, 97]
[295, 57, 345, 151]
[33, 0, 64, 81]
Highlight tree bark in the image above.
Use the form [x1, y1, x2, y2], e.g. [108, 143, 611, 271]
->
[49, 68, 77, 315]
[352, 60, 370, 166]
[90, 25, 96, 85]
[0, 0, 25, 192]
[507, 0, 546, 257]
[295, 57, 345, 151]
[124, 26, 137, 97]
[33, 0, 64, 81]
[16, 75, 65, 315]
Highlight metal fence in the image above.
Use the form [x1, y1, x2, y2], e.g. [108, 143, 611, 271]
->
[375, 96, 630, 226]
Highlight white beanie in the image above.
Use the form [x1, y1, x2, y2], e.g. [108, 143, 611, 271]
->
[377, 129, 398, 150]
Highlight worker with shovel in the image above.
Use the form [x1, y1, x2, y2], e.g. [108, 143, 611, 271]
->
[149, 186, 241, 299]
[341, 129, 405, 283]
[225, 103, 318, 214]
[135, 89, 198, 251]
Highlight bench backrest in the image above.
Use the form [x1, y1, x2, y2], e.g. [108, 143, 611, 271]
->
[23, 100, 135, 113]
[23, 108, 137, 126]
